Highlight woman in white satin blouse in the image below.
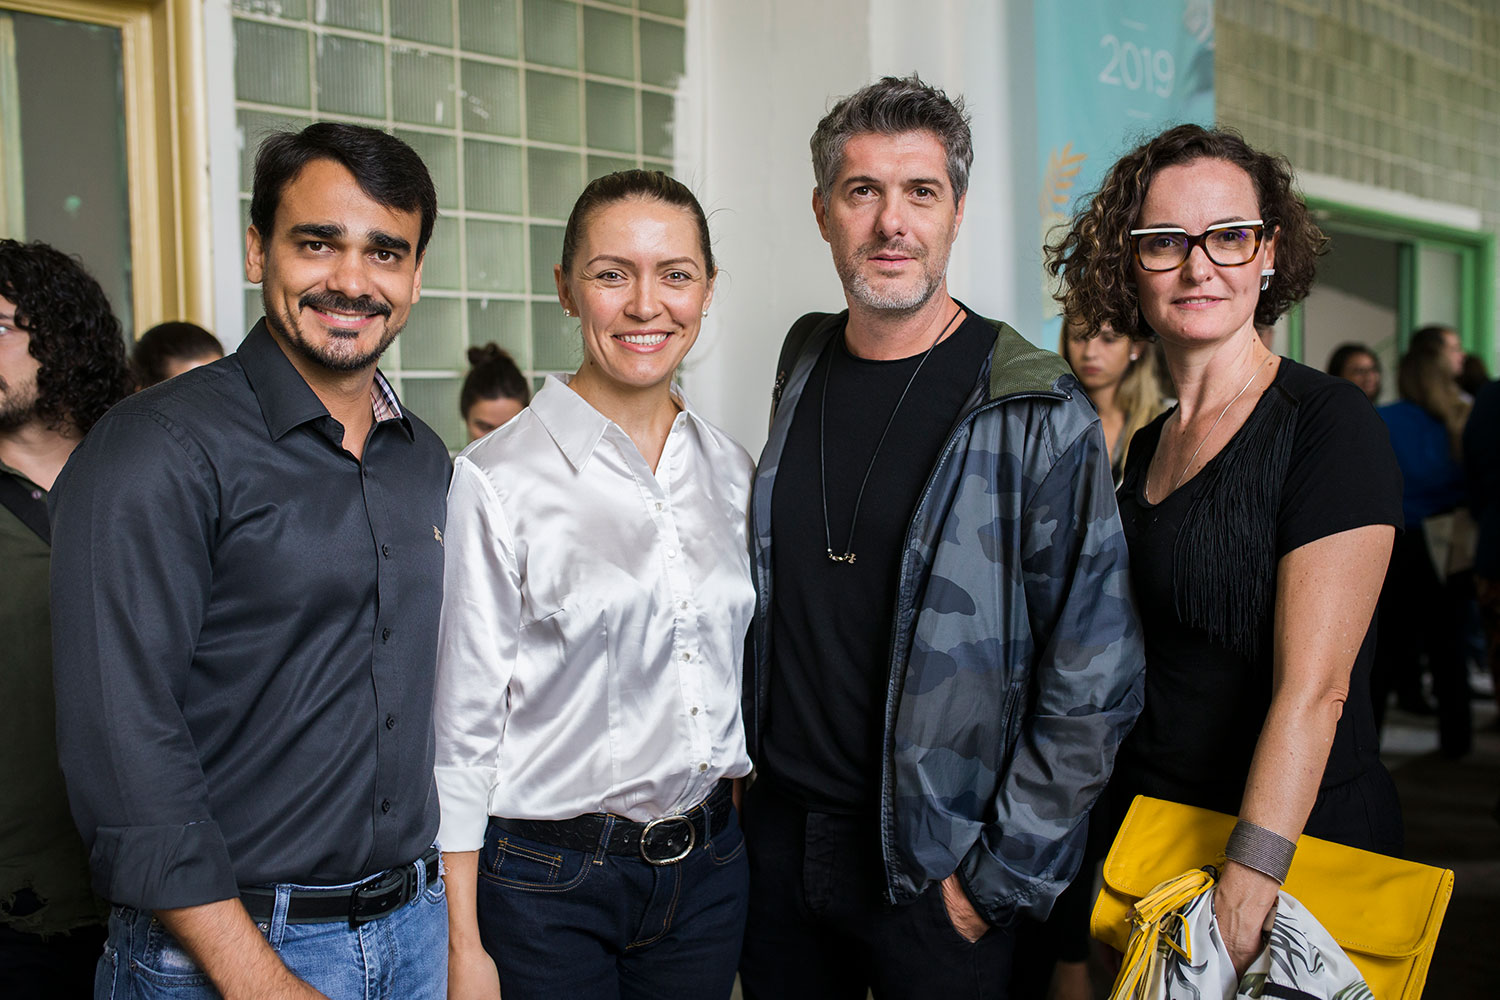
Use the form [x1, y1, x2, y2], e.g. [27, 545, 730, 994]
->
[436, 170, 755, 1000]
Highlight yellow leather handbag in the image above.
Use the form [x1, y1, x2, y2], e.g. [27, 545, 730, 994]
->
[1091, 796, 1455, 1000]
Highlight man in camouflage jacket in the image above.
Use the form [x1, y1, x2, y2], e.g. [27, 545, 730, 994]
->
[737, 75, 1144, 999]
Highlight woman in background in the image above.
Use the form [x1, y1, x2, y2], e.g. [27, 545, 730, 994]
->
[1375, 326, 1473, 756]
[131, 320, 223, 388]
[436, 170, 753, 1000]
[1060, 316, 1165, 485]
[460, 342, 530, 440]
[1327, 341, 1383, 404]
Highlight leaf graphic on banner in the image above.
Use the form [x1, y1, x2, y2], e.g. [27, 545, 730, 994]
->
[1039, 143, 1087, 220]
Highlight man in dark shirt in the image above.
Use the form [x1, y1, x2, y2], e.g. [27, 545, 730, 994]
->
[0, 240, 131, 998]
[50, 123, 452, 999]
[739, 76, 1143, 999]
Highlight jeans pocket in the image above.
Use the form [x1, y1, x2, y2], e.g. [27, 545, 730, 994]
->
[480, 829, 592, 893]
[707, 810, 747, 866]
[130, 918, 216, 989]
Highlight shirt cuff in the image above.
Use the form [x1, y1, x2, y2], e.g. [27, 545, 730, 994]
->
[434, 765, 493, 852]
[90, 821, 238, 910]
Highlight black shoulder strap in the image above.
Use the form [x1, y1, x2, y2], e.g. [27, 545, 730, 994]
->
[0, 473, 49, 545]
[770, 312, 836, 422]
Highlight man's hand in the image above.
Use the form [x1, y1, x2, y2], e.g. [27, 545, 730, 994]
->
[156, 900, 329, 999]
[940, 873, 989, 943]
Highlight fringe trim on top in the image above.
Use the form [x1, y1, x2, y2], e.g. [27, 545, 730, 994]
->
[1172, 386, 1299, 661]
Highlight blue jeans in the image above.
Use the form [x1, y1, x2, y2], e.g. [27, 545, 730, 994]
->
[94, 861, 447, 999]
[476, 805, 749, 1000]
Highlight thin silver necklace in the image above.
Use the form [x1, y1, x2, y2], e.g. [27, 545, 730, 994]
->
[819, 304, 963, 564]
[1168, 354, 1274, 492]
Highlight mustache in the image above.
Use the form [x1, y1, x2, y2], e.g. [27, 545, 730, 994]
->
[299, 291, 392, 319]
[861, 239, 926, 260]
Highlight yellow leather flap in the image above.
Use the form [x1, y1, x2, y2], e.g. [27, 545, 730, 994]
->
[1100, 796, 1454, 959]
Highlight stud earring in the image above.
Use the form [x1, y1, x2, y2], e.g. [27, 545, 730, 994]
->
[563, 308, 573, 317]
[1130, 352, 1140, 362]
[701, 310, 709, 317]
[1260, 267, 1276, 292]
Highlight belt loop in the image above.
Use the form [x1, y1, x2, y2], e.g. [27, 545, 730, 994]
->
[413, 853, 428, 897]
[267, 884, 291, 947]
[595, 815, 615, 865]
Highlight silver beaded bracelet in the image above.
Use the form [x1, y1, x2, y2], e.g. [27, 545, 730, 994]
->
[1224, 819, 1297, 884]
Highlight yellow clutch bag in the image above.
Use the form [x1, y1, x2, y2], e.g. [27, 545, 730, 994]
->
[1090, 796, 1455, 1000]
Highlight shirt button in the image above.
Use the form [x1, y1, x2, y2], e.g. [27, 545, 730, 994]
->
[679, 600, 689, 610]
[385, 714, 396, 729]
[382, 627, 392, 642]
[29, 489, 42, 500]
[691, 707, 699, 716]
[381, 799, 392, 813]
[655, 502, 663, 512]
[698, 762, 708, 773]
[381, 544, 391, 557]
[666, 548, 677, 559]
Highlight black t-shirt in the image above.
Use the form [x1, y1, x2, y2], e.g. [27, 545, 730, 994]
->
[1114, 359, 1403, 817]
[763, 311, 997, 813]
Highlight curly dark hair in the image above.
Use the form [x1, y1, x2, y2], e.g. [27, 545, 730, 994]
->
[0, 239, 132, 434]
[1045, 124, 1326, 339]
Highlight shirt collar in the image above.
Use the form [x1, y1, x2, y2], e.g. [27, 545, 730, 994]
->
[529, 372, 694, 473]
[236, 319, 413, 441]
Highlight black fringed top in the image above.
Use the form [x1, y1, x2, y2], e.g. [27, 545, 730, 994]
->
[1113, 359, 1403, 824]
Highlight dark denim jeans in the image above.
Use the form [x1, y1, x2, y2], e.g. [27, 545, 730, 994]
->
[94, 860, 447, 999]
[475, 805, 748, 1000]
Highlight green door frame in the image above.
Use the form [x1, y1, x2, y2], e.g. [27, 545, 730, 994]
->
[1291, 197, 1496, 364]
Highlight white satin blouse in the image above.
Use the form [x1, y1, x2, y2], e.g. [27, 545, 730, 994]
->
[433, 374, 756, 852]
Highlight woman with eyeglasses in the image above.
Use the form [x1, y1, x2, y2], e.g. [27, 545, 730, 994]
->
[1045, 124, 1403, 979]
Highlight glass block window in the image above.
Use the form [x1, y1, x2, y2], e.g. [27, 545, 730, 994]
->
[230, 0, 686, 449]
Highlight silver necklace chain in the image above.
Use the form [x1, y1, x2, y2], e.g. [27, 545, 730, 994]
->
[1169, 354, 1274, 492]
[819, 305, 963, 564]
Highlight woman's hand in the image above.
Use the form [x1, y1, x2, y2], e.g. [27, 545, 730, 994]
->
[447, 941, 502, 1000]
[1213, 861, 1280, 977]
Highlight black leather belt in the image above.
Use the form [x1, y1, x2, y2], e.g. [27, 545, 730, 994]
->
[240, 847, 440, 926]
[492, 779, 733, 866]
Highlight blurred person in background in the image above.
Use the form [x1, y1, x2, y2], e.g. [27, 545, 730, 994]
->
[1459, 352, 1491, 400]
[460, 342, 530, 441]
[437, 170, 753, 1000]
[1376, 326, 1475, 757]
[0, 239, 131, 997]
[1060, 315, 1166, 485]
[1327, 342, 1383, 404]
[131, 321, 225, 388]
[1465, 375, 1500, 709]
[1047, 123, 1403, 981]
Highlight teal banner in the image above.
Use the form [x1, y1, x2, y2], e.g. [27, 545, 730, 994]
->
[1036, 0, 1215, 329]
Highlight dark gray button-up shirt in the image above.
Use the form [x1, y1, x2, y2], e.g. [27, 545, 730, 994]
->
[49, 321, 451, 910]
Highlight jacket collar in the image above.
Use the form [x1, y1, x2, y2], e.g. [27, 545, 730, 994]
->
[237, 319, 413, 441]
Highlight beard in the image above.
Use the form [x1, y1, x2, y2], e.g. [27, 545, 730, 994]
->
[834, 237, 950, 314]
[0, 371, 39, 431]
[264, 290, 402, 373]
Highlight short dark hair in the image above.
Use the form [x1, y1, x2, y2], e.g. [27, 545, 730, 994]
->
[1046, 124, 1326, 338]
[250, 122, 438, 258]
[460, 343, 530, 417]
[559, 169, 714, 277]
[132, 321, 225, 388]
[0, 239, 132, 434]
[1326, 342, 1379, 379]
[810, 74, 973, 199]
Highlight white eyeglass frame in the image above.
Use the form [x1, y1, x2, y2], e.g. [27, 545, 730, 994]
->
[1128, 219, 1266, 271]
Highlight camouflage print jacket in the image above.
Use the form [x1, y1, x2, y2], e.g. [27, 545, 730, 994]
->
[747, 310, 1145, 926]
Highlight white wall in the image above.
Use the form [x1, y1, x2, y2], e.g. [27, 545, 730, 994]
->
[685, 0, 1040, 455]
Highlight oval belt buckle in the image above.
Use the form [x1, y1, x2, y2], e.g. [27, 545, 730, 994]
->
[640, 815, 696, 866]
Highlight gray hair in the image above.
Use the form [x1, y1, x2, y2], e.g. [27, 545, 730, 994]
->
[810, 74, 973, 200]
